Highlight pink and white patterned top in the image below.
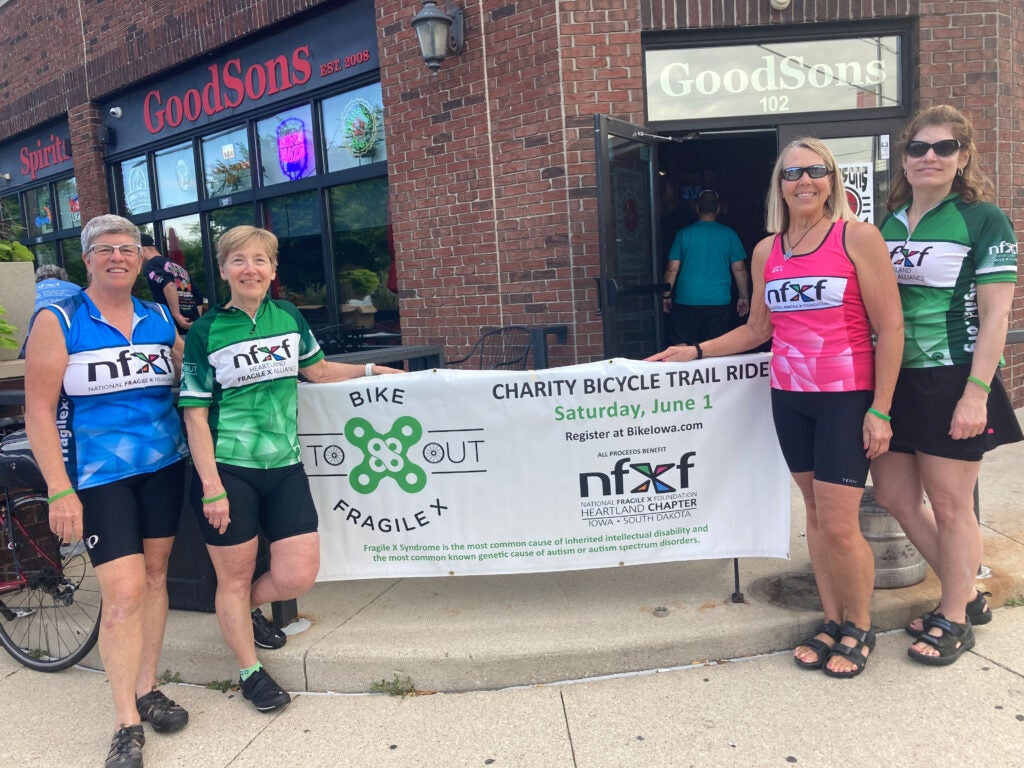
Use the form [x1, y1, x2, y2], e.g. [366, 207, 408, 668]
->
[763, 221, 875, 393]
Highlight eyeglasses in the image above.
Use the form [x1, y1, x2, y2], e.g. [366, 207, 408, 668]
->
[780, 164, 832, 182]
[88, 243, 142, 257]
[905, 139, 961, 158]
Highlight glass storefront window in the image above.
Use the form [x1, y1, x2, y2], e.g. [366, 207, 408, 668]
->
[831, 135, 891, 228]
[256, 105, 317, 187]
[329, 177, 394, 329]
[160, 214, 207, 309]
[261, 190, 325, 326]
[322, 82, 387, 173]
[119, 155, 152, 215]
[203, 126, 253, 198]
[0, 194, 22, 237]
[25, 186, 55, 237]
[30, 241, 58, 265]
[208, 204, 254, 303]
[62, 237, 85, 287]
[55, 178, 81, 230]
[154, 142, 199, 209]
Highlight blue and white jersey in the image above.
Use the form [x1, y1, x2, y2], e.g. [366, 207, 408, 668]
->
[43, 292, 187, 490]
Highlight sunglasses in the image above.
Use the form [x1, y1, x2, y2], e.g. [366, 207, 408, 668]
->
[780, 164, 831, 182]
[905, 139, 961, 158]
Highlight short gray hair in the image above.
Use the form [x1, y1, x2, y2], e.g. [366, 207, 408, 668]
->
[81, 214, 139, 254]
[35, 264, 69, 282]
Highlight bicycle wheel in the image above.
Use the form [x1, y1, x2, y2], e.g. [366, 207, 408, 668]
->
[0, 495, 101, 671]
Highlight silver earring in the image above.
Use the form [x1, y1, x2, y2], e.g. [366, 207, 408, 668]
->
[956, 167, 964, 177]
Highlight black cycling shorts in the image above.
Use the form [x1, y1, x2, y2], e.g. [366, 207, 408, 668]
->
[190, 462, 319, 547]
[77, 459, 186, 568]
[770, 388, 874, 488]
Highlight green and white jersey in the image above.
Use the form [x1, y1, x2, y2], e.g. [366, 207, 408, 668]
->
[179, 298, 324, 468]
[880, 194, 1017, 368]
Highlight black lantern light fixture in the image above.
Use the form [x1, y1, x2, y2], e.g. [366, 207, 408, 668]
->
[410, 0, 465, 73]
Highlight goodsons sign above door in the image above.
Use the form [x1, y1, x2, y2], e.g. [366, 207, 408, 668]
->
[645, 35, 902, 123]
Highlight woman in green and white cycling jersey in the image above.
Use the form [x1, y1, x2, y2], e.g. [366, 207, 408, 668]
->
[873, 105, 1021, 667]
[180, 226, 399, 712]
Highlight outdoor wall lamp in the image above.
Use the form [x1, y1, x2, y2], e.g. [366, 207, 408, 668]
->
[410, 0, 465, 73]
[769, 0, 792, 9]
[0, 172, 10, 183]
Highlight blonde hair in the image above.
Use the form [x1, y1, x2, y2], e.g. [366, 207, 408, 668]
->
[215, 225, 279, 268]
[765, 137, 855, 234]
[887, 104, 994, 211]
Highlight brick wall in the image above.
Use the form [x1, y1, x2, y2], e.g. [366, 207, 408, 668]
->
[377, 0, 645, 363]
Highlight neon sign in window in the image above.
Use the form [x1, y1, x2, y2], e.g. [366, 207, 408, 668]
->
[257, 105, 317, 186]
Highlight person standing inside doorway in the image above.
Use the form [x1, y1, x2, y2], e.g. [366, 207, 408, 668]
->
[141, 234, 201, 334]
[661, 189, 750, 345]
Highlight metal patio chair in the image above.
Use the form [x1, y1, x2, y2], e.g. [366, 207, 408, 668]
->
[446, 325, 534, 370]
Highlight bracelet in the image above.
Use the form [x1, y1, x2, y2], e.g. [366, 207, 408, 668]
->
[364, 363, 374, 377]
[47, 488, 75, 504]
[694, 343, 703, 360]
[867, 407, 891, 422]
[967, 375, 991, 393]
[201, 491, 227, 504]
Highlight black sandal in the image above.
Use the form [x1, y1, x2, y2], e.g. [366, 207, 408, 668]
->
[905, 590, 991, 638]
[907, 613, 975, 666]
[793, 620, 843, 670]
[822, 621, 876, 679]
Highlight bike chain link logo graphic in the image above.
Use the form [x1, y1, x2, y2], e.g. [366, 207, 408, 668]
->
[344, 416, 426, 494]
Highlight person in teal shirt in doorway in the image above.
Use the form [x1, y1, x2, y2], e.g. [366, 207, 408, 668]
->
[660, 189, 750, 344]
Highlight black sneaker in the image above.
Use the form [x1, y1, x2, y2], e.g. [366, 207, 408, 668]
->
[136, 688, 189, 733]
[241, 668, 291, 712]
[105, 724, 144, 768]
[252, 608, 287, 649]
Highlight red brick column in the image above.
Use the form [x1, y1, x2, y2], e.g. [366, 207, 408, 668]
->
[67, 105, 113, 224]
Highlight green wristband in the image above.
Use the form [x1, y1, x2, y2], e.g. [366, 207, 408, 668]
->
[201, 491, 228, 504]
[47, 488, 75, 504]
[967, 375, 992, 394]
[867, 407, 891, 422]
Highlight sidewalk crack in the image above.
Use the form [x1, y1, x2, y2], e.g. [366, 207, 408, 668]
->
[560, 689, 578, 766]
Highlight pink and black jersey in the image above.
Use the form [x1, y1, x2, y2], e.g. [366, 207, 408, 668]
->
[763, 221, 874, 393]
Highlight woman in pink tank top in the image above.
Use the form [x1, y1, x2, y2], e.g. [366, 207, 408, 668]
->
[648, 137, 903, 678]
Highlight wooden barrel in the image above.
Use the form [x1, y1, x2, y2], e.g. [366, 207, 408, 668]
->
[860, 486, 927, 589]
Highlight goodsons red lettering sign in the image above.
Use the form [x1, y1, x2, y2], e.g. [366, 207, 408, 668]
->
[144, 47, 313, 133]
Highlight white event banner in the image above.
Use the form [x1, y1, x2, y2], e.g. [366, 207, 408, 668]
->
[297, 354, 791, 581]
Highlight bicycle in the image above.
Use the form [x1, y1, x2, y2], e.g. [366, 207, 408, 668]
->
[0, 418, 101, 671]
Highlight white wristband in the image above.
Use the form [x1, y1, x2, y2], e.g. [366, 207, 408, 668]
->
[364, 363, 374, 377]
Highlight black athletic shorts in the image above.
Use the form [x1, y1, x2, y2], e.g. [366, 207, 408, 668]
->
[77, 459, 186, 568]
[770, 388, 874, 488]
[889, 365, 1023, 461]
[191, 462, 319, 547]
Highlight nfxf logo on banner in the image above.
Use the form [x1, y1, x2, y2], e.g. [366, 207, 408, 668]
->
[765, 277, 846, 312]
[579, 452, 697, 497]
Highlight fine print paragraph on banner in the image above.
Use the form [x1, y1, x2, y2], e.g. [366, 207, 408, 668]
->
[297, 354, 791, 580]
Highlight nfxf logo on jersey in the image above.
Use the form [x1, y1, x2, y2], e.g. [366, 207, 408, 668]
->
[215, 333, 300, 387]
[67, 345, 176, 395]
[765, 276, 847, 312]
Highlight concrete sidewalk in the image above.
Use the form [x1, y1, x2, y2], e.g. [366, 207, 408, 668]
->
[2, 607, 1022, 766]
[0, 412, 1021, 766]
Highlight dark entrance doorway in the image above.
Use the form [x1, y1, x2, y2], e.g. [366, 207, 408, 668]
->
[657, 131, 777, 268]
